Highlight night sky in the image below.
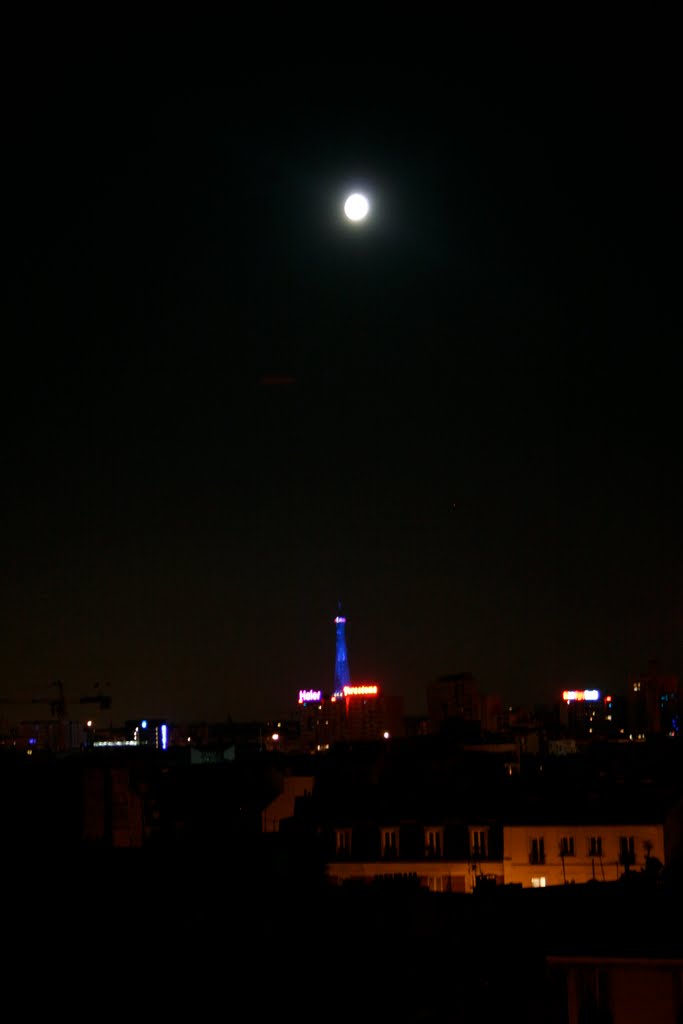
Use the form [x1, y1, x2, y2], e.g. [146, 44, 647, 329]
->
[2, 48, 681, 725]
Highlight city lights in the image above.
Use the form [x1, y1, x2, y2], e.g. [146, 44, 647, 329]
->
[563, 690, 600, 703]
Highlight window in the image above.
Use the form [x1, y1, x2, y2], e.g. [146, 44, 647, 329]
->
[427, 875, 452, 893]
[619, 835, 635, 866]
[587, 836, 603, 858]
[559, 836, 575, 857]
[381, 827, 400, 858]
[531, 876, 546, 888]
[470, 828, 489, 859]
[530, 837, 545, 864]
[335, 828, 352, 856]
[425, 827, 443, 857]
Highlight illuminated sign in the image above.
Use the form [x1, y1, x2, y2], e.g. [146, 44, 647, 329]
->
[298, 689, 322, 704]
[563, 689, 600, 703]
[343, 684, 379, 697]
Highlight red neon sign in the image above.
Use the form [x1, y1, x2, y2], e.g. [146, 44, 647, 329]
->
[343, 684, 379, 697]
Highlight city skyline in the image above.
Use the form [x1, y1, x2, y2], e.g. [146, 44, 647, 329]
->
[0, 603, 675, 730]
[2, 50, 681, 726]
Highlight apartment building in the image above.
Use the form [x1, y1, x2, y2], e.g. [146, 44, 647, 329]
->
[503, 820, 665, 888]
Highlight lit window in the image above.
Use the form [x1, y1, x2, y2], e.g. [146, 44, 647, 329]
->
[531, 877, 546, 888]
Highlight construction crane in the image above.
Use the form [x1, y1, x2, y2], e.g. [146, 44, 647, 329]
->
[0, 680, 112, 720]
[76, 681, 112, 712]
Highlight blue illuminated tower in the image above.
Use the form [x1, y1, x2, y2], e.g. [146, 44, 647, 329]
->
[334, 603, 351, 696]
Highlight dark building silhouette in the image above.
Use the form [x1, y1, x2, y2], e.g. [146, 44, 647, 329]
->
[628, 661, 680, 737]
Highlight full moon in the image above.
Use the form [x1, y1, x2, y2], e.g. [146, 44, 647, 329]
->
[344, 192, 370, 222]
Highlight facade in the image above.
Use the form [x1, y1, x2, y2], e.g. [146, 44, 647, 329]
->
[0, 718, 87, 753]
[262, 775, 314, 832]
[261, 735, 683, 895]
[628, 663, 680, 737]
[294, 684, 406, 751]
[503, 821, 666, 887]
[426, 672, 481, 733]
[547, 953, 683, 1023]
[479, 691, 505, 732]
[557, 688, 630, 741]
[82, 757, 146, 847]
[335, 685, 405, 742]
[321, 815, 668, 892]
[560, 689, 608, 739]
[326, 819, 504, 893]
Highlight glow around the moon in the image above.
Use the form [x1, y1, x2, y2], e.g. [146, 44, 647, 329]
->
[344, 192, 370, 222]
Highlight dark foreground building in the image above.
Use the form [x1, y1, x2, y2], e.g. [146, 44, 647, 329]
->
[2, 735, 683, 1022]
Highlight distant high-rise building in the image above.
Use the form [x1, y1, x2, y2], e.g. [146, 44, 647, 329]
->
[628, 662, 680, 737]
[334, 603, 351, 696]
[559, 689, 604, 739]
[295, 682, 406, 751]
[426, 673, 482, 736]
